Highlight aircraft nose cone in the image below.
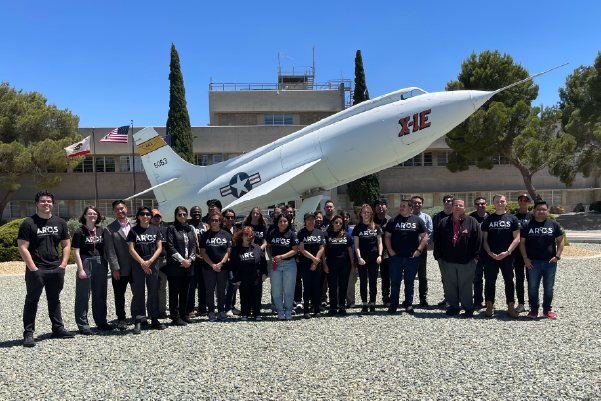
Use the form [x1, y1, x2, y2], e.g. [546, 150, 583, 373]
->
[470, 91, 494, 112]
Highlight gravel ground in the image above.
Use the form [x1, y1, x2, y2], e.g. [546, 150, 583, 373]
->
[0, 246, 600, 400]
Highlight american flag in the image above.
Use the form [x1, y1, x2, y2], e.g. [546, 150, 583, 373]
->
[100, 126, 129, 143]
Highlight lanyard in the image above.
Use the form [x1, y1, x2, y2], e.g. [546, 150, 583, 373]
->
[85, 226, 97, 251]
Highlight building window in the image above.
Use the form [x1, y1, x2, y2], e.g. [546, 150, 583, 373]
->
[265, 113, 293, 125]
[437, 151, 448, 167]
[120, 156, 130, 172]
[398, 152, 432, 167]
[55, 200, 70, 218]
[2, 202, 21, 219]
[195, 155, 208, 166]
[95, 156, 115, 173]
[423, 152, 433, 166]
[213, 155, 222, 164]
[74, 200, 97, 216]
[26, 201, 36, 216]
[73, 156, 94, 173]
[134, 156, 144, 172]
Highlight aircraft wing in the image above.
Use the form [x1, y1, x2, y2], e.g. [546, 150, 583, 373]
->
[224, 159, 322, 211]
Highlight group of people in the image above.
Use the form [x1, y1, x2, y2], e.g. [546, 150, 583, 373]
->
[17, 190, 563, 348]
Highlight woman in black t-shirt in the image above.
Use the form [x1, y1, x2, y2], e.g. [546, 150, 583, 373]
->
[298, 212, 325, 318]
[222, 208, 239, 317]
[266, 214, 299, 320]
[323, 215, 355, 316]
[166, 206, 197, 326]
[73, 206, 111, 334]
[353, 204, 383, 315]
[199, 211, 232, 322]
[232, 226, 267, 320]
[242, 207, 268, 251]
[127, 206, 165, 333]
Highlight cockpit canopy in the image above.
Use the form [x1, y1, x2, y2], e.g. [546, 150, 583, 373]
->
[400, 88, 427, 100]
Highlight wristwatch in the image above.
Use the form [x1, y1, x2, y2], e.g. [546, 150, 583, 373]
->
[507, 250, 512, 255]
[555, 255, 561, 260]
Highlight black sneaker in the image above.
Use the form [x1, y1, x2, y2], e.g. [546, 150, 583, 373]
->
[97, 323, 113, 331]
[387, 308, 397, 315]
[172, 318, 187, 326]
[361, 305, 369, 315]
[437, 299, 447, 307]
[79, 328, 94, 335]
[51, 329, 75, 339]
[132, 322, 142, 334]
[464, 310, 474, 318]
[141, 319, 149, 326]
[151, 318, 166, 330]
[338, 308, 347, 316]
[303, 313, 311, 319]
[369, 305, 376, 314]
[445, 308, 460, 316]
[117, 320, 127, 331]
[327, 309, 337, 316]
[181, 316, 192, 324]
[405, 306, 415, 315]
[313, 312, 321, 318]
[23, 334, 35, 348]
[420, 300, 429, 307]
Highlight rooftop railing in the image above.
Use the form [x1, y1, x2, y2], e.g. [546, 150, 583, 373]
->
[209, 79, 352, 91]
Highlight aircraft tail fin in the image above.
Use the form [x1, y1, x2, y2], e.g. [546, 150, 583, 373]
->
[492, 63, 568, 95]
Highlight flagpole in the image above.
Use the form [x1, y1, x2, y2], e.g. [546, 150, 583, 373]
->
[131, 120, 136, 211]
[93, 128, 99, 207]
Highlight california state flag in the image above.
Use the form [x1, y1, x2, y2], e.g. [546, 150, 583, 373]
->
[64, 136, 91, 157]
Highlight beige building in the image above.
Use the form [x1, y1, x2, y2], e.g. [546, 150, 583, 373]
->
[2, 67, 599, 220]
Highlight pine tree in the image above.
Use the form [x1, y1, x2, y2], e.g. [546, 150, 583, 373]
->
[166, 43, 194, 164]
[346, 51, 381, 210]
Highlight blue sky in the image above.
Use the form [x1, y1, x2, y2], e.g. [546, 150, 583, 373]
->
[2, 0, 600, 128]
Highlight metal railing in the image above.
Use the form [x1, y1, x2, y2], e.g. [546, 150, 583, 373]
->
[209, 79, 353, 92]
[278, 66, 314, 77]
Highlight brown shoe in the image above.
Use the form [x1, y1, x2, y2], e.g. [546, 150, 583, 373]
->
[485, 301, 494, 317]
[507, 302, 519, 319]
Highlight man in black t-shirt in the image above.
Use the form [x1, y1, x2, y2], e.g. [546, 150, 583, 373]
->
[513, 194, 535, 313]
[432, 194, 454, 307]
[17, 190, 74, 347]
[373, 198, 393, 305]
[471, 196, 491, 308]
[384, 199, 428, 315]
[187, 206, 207, 316]
[481, 194, 521, 318]
[519, 201, 564, 319]
[151, 210, 169, 319]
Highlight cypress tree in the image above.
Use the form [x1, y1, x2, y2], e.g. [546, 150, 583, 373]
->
[166, 43, 194, 163]
[346, 50, 381, 210]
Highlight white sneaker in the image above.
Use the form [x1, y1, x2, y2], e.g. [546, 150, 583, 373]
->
[232, 308, 241, 315]
[515, 303, 525, 313]
[226, 310, 234, 317]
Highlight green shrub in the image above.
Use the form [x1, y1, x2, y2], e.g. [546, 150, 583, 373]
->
[423, 206, 443, 218]
[486, 201, 534, 214]
[589, 201, 601, 212]
[0, 218, 26, 248]
[0, 247, 22, 262]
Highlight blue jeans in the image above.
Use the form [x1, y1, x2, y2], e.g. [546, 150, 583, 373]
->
[528, 260, 557, 312]
[473, 259, 485, 304]
[389, 255, 420, 309]
[225, 270, 238, 311]
[271, 259, 297, 313]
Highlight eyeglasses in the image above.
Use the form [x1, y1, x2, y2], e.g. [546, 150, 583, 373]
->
[210, 219, 220, 223]
[139, 212, 152, 217]
[518, 198, 530, 203]
[444, 200, 453, 204]
[225, 215, 235, 220]
[177, 213, 187, 217]
[475, 203, 486, 206]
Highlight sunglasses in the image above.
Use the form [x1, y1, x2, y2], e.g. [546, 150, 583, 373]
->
[139, 212, 152, 217]
[225, 215, 235, 220]
[444, 200, 453, 203]
[475, 203, 486, 206]
[177, 213, 187, 217]
[333, 221, 343, 226]
[518, 198, 530, 203]
[210, 219, 220, 223]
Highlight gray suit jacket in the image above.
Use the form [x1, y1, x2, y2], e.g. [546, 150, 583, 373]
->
[104, 218, 135, 276]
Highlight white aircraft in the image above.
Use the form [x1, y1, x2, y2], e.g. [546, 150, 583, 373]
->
[128, 64, 566, 223]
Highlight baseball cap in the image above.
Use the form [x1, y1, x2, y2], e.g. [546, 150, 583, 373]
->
[151, 209, 161, 217]
[304, 212, 316, 220]
[517, 194, 530, 201]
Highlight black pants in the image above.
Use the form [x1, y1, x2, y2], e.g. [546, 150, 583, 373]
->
[203, 269, 228, 313]
[359, 259, 379, 303]
[380, 258, 390, 299]
[418, 250, 428, 302]
[75, 256, 108, 330]
[300, 263, 322, 313]
[23, 266, 66, 336]
[131, 259, 160, 321]
[484, 256, 515, 305]
[514, 256, 530, 305]
[239, 282, 262, 317]
[167, 275, 191, 320]
[327, 262, 351, 310]
[294, 267, 303, 303]
[112, 273, 133, 321]
[187, 263, 206, 313]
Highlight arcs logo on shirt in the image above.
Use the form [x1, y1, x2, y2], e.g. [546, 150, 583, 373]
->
[207, 238, 228, 245]
[136, 234, 157, 242]
[302, 235, 323, 243]
[329, 237, 349, 244]
[254, 231, 264, 238]
[85, 236, 104, 244]
[395, 222, 417, 229]
[37, 226, 59, 235]
[358, 229, 379, 236]
[272, 237, 291, 246]
[242, 251, 254, 260]
[488, 221, 512, 229]
[529, 227, 554, 235]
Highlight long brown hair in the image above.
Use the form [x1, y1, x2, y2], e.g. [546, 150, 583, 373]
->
[326, 214, 345, 240]
[79, 205, 105, 225]
[233, 226, 254, 246]
[243, 207, 267, 228]
[358, 204, 375, 230]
